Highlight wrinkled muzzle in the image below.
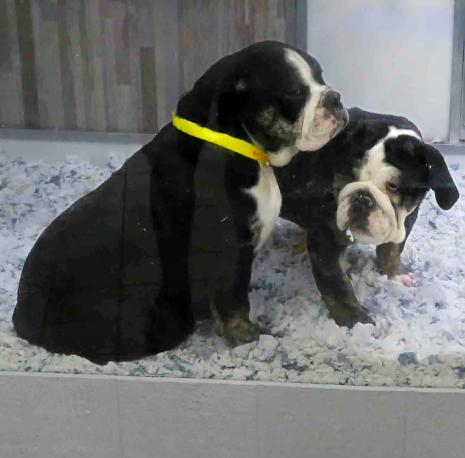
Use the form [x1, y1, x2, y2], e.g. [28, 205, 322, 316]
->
[336, 182, 406, 244]
[296, 89, 348, 152]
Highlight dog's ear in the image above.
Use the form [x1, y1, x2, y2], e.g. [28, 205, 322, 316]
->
[422, 144, 459, 210]
[176, 54, 237, 125]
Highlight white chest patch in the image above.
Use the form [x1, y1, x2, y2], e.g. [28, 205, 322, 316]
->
[245, 164, 282, 250]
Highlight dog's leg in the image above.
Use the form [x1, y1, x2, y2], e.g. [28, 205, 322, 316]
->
[376, 206, 420, 287]
[188, 153, 270, 347]
[207, 213, 269, 347]
[307, 224, 375, 328]
[376, 243, 414, 286]
[148, 152, 198, 352]
[292, 230, 308, 256]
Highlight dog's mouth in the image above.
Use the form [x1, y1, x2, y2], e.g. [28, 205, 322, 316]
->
[296, 91, 348, 152]
[318, 102, 348, 141]
[346, 207, 395, 244]
[332, 106, 349, 136]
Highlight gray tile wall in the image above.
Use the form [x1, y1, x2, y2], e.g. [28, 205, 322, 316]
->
[1, 373, 464, 458]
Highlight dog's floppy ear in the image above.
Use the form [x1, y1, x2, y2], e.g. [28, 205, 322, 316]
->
[176, 54, 237, 125]
[422, 144, 459, 210]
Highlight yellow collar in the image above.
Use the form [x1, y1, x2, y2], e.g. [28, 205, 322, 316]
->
[172, 112, 269, 164]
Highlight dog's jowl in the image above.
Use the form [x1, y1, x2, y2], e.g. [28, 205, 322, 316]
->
[277, 107, 459, 328]
[13, 41, 347, 364]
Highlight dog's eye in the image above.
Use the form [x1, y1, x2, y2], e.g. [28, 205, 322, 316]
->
[284, 87, 303, 98]
[387, 183, 399, 193]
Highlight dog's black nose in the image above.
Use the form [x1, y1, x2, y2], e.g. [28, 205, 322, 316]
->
[351, 192, 376, 213]
[322, 90, 342, 111]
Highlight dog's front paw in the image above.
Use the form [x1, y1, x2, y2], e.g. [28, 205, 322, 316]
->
[377, 257, 419, 287]
[223, 312, 270, 346]
[327, 301, 375, 329]
[390, 272, 418, 287]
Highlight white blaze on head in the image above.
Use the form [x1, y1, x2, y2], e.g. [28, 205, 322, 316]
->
[357, 127, 421, 183]
[284, 49, 327, 151]
[337, 126, 421, 244]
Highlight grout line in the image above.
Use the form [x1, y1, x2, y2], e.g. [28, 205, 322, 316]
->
[116, 378, 125, 458]
[256, 385, 261, 458]
[403, 391, 408, 458]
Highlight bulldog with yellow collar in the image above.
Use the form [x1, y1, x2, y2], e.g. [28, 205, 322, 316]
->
[13, 41, 347, 363]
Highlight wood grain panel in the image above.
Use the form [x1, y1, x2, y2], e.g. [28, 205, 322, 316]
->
[229, 0, 296, 53]
[42, 1, 66, 130]
[127, 0, 143, 132]
[0, 2, 13, 73]
[76, 1, 90, 130]
[102, 16, 119, 131]
[140, 47, 157, 132]
[177, 0, 228, 96]
[65, 0, 86, 130]
[153, 0, 179, 129]
[0, 0, 24, 128]
[284, 0, 298, 47]
[16, 0, 40, 128]
[0, 0, 302, 133]
[87, 0, 106, 132]
[57, 0, 78, 130]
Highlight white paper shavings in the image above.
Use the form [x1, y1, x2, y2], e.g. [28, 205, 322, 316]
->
[0, 151, 464, 388]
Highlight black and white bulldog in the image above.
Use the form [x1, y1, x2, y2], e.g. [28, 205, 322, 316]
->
[276, 107, 459, 328]
[13, 41, 347, 363]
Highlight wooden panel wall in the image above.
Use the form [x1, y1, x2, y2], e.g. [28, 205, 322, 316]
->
[229, 0, 297, 53]
[0, 0, 301, 133]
